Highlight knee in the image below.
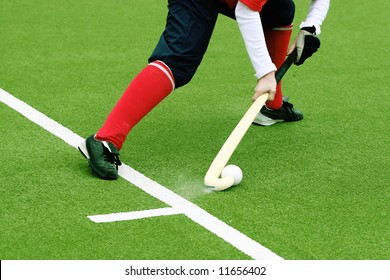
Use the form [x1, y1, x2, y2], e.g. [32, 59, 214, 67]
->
[282, 0, 295, 25]
[160, 61, 196, 88]
[261, 0, 295, 28]
[148, 56, 198, 88]
[173, 73, 194, 88]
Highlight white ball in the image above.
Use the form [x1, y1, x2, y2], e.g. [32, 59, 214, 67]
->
[221, 165, 243, 186]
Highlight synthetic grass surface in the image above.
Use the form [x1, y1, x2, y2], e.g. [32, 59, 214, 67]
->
[1, 0, 389, 260]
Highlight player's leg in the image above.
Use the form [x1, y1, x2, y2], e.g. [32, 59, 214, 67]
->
[253, 0, 303, 126]
[264, 26, 293, 110]
[79, 0, 219, 179]
[95, 60, 175, 150]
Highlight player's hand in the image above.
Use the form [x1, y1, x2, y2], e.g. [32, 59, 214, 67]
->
[287, 26, 320, 65]
[252, 71, 276, 102]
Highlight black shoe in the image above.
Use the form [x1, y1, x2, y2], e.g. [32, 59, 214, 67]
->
[78, 135, 122, 180]
[253, 101, 303, 126]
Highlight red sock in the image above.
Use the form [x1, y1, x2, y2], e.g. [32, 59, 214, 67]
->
[96, 61, 175, 150]
[264, 25, 293, 110]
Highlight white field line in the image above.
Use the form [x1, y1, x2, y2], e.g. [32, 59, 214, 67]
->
[88, 207, 183, 223]
[0, 88, 283, 260]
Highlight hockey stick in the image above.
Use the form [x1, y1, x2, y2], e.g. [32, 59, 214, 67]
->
[204, 49, 297, 191]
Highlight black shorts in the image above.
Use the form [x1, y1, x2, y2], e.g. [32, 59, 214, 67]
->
[149, 0, 295, 88]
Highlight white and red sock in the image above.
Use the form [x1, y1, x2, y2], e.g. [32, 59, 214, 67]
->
[264, 25, 293, 110]
[96, 61, 175, 149]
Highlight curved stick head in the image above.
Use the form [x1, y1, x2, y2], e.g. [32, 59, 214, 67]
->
[204, 175, 235, 191]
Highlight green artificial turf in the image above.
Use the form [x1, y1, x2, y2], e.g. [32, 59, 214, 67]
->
[1, 0, 389, 260]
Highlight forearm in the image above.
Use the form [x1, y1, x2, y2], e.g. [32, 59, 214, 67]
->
[300, 0, 330, 34]
[235, 1, 276, 79]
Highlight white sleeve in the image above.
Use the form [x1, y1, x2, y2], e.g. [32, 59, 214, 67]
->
[235, 1, 276, 79]
[300, 0, 330, 35]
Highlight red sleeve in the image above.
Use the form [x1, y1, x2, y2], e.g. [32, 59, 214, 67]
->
[239, 0, 268, 12]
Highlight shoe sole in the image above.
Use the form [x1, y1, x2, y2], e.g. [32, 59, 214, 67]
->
[78, 140, 90, 159]
[253, 113, 284, 126]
